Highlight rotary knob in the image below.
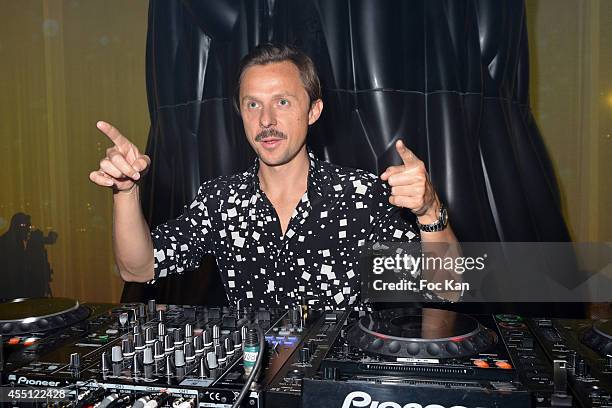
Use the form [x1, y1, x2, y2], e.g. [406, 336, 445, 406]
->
[224, 338, 235, 357]
[174, 349, 186, 367]
[212, 325, 220, 344]
[184, 324, 193, 339]
[194, 334, 205, 354]
[215, 344, 227, 365]
[154, 340, 165, 360]
[184, 343, 195, 362]
[299, 347, 310, 363]
[145, 327, 156, 344]
[206, 351, 218, 369]
[173, 328, 184, 346]
[111, 345, 123, 363]
[134, 333, 145, 351]
[164, 335, 174, 353]
[232, 330, 242, 348]
[143, 347, 154, 365]
[101, 351, 111, 371]
[147, 299, 157, 317]
[70, 353, 81, 370]
[157, 322, 166, 337]
[122, 338, 135, 357]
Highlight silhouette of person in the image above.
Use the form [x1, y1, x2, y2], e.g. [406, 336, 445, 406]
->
[0, 213, 57, 300]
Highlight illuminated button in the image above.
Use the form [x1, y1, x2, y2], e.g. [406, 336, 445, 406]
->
[473, 359, 489, 368]
[105, 329, 119, 335]
[495, 360, 512, 369]
[8, 337, 20, 345]
[23, 337, 38, 346]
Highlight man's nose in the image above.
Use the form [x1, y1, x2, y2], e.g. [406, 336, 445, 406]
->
[259, 106, 277, 128]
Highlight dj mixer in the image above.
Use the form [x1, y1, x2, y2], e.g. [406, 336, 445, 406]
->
[1, 298, 611, 407]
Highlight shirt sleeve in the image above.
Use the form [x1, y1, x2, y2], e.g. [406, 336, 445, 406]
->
[368, 179, 421, 243]
[150, 182, 216, 279]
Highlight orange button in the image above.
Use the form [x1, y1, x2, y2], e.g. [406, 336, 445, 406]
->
[8, 337, 20, 345]
[23, 337, 38, 346]
[495, 360, 512, 369]
[473, 359, 489, 368]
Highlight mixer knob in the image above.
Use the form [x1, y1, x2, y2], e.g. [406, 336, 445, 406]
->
[143, 346, 154, 365]
[157, 322, 166, 337]
[69, 353, 81, 370]
[173, 328, 184, 346]
[132, 353, 142, 374]
[299, 347, 310, 363]
[119, 312, 129, 328]
[174, 349, 186, 367]
[206, 351, 218, 369]
[147, 299, 157, 317]
[203, 329, 213, 348]
[215, 344, 227, 365]
[137, 304, 146, 320]
[224, 338, 235, 357]
[165, 355, 174, 376]
[122, 338, 135, 357]
[212, 325, 220, 343]
[199, 355, 209, 378]
[145, 327, 155, 344]
[129, 308, 138, 323]
[157, 309, 165, 322]
[232, 330, 242, 349]
[194, 334, 205, 354]
[241, 326, 248, 346]
[101, 351, 111, 371]
[132, 324, 141, 335]
[134, 333, 145, 350]
[154, 340, 165, 360]
[164, 335, 174, 353]
[111, 345, 123, 363]
[185, 323, 193, 339]
[184, 343, 195, 362]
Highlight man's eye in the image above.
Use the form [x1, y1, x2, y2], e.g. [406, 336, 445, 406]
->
[247, 101, 258, 109]
[279, 99, 289, 106]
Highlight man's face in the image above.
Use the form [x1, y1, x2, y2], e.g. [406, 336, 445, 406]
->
[239, 61, 322, 167]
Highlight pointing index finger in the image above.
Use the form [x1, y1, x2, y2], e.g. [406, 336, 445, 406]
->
[97, 121, 127, 147]
[396, 139, 418, 166]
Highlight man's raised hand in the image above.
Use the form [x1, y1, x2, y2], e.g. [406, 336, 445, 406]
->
[89, 121, 150, 193]
[380, 139, 439, 219]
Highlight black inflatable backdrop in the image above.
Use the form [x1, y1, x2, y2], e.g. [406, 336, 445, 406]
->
[121, 0, 574, 311]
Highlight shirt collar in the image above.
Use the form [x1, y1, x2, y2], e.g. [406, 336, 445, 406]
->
[247, 148, 329, 201]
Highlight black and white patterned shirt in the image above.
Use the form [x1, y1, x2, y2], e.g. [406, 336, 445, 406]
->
[151, 150, 420, 309]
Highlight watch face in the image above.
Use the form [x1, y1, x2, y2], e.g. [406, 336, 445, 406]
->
[440, 207, 449, 227]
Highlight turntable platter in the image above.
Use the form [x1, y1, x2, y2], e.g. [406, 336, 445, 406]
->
[347, 308, 497, 359]
[0, 297, 90, 336]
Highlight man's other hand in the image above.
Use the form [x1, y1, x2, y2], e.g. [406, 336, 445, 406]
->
[380, 139, 440, 222]
[89, 121, 150, 193]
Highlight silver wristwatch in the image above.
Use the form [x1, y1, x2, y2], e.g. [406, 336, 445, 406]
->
[416, 204, 449, 232]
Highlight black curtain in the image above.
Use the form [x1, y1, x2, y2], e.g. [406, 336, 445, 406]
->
[121, 0, 579, 316]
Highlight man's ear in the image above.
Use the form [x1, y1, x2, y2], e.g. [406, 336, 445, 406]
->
[308, 99, 323, 125]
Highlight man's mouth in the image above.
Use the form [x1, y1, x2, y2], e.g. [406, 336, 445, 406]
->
[260, 138, 283, 147]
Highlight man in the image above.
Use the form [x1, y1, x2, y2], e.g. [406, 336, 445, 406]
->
[89, 44, 458, 309]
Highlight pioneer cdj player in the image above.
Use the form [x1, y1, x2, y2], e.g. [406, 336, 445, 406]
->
[1, 298, 611, 407]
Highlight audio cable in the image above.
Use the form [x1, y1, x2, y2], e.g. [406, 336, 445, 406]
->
[231, 324, 265, 408]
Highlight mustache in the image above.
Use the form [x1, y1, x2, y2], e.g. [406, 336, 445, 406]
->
[255, 128, 288, 142]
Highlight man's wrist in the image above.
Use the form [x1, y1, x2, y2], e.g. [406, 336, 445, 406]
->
[113, 184, 140, 199]
[416, 198, 441, 225]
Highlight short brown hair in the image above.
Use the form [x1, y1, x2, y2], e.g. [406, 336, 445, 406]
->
[233, 43, 322, 111]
